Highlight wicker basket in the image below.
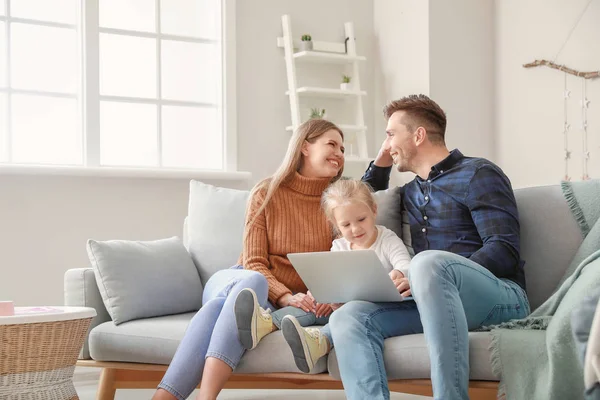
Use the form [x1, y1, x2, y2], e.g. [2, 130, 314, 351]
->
[0, 317, 93, 400]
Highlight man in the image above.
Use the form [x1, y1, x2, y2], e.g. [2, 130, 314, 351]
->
[328, 94, 530, 400]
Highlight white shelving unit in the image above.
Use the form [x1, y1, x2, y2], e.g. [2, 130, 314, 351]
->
[277, 14, 370, 162]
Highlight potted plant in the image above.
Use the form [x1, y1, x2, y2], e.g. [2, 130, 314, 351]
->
[340, 75, 352, 90]
[300, 34, 313, 51]
[309, 107, 326, 119]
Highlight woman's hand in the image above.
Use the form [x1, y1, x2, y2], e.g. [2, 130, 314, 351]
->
[389, 270, 411, 297]
[330, 303, 344, 311]
[277, 292, 315, 313]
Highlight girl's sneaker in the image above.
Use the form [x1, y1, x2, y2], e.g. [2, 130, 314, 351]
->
[281, 315, 330, 373]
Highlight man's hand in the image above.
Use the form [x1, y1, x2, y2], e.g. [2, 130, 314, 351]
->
[277, 293, 315, 312]
[374, 138, 393, 167]
[389, 270, 411, 297]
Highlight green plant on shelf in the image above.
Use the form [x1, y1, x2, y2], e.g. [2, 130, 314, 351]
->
[301, 34, 312, 41]
[342, 75, 351, 83]
[309, 108, 326, 119]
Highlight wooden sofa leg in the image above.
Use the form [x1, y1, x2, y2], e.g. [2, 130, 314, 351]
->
[96, 368, 117, 400]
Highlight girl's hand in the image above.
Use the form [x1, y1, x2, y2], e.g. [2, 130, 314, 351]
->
[389, 270, 411, 297]
[394, 278, 412, 297]
[315, 302, 334, 318]
[389, 270, 405, 280]
[308, 290, 334, 318]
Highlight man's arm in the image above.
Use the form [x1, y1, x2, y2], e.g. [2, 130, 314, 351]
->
[362, 161, 392, 191]
[361, 140, 394, 191]
[466, 164, 521, 278]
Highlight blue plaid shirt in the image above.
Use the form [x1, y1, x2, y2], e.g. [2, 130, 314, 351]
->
[363, 149, 526, 290]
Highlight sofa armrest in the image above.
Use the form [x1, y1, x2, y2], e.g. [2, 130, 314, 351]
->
[64, 268, 112, 359]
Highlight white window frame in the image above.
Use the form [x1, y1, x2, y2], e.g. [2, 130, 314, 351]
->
[0, 0, 245, 180]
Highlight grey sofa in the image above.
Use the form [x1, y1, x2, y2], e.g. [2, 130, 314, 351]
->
[64, 183, 583, 400]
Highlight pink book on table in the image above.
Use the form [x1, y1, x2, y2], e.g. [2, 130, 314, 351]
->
[15, 306, 65, 314]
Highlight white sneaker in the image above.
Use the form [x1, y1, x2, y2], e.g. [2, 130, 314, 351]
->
[234, 288, 273, 350]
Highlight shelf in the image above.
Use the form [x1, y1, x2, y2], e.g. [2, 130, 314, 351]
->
[292, 51, 366, 64]
[286, 87, 367, 98]
[286, 124, 367, 132]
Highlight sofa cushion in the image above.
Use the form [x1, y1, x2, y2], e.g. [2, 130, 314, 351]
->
[514, 185, 583, 310]
[187, 180, 250, 285]
[87, 236, 202, 325]
[89, 313, 327, 374]
[374, 187, 414, 256]
[327, 332, 497, 381]
[89, 312, 195, 364]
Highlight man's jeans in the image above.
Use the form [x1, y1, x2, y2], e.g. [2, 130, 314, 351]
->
[330, 250, 530, 400]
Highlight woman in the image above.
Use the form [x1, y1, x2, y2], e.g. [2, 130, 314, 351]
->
[152, 119, 345, 400]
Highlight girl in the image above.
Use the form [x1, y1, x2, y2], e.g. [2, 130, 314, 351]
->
[152, 119, 344, 400]
[280, 179, 412, 373]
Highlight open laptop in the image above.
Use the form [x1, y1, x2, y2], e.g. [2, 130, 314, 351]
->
[287, 249, 413, 303]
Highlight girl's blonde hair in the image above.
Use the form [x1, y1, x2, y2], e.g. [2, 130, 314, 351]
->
[321, 179, 377, 227]
[244, 119, 344, 235]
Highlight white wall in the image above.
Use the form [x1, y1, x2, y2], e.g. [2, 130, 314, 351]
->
[372, 0, 495, 185]
[429, 0, 495, 162]
[373, 0, 430, 186]
[0, 175, 248, 306]
[495, 0, 600, 188]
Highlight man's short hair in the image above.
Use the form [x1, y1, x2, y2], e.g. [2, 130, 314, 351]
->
[383, 94, 447, 145]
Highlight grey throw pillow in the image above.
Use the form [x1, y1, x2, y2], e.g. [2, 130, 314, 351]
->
[187, 180, 250, 285]
[87, 236, 203, 325]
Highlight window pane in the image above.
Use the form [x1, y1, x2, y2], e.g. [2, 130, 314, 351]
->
[0, 0, 4, 16]
[100, 0, 155, 33]
[100, 34, 156, 98]
[100, 101, 157, 166]
[11, 0, 78, 25]
[162, 106, 221, 169]
[11, 24, 78, 93]
[161, 0, 220, 39]
[0, 93, 6, 160]
[11, 95, 81, 165]
[162, 41, 218, 103]
[0, 22, 5, 88]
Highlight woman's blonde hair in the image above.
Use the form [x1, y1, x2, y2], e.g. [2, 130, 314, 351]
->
[244, 119, 345, 234]
[321, 179, 377, 228]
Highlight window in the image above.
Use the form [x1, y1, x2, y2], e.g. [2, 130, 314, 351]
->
[0, 0, 229, 172]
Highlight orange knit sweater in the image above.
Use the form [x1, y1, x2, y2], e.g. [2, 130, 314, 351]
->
[239, 172, 334, 304]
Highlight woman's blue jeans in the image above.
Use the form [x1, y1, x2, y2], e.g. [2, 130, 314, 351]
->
[158, 266, 268, 400]
[157, 266, 330, 399]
